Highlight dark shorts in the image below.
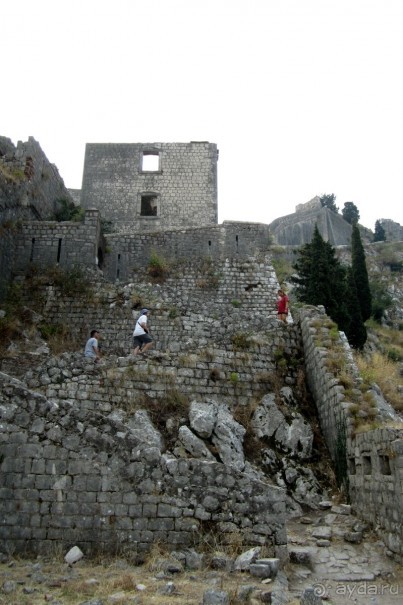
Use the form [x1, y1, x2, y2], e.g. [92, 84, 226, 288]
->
[132, 334, 153, 348]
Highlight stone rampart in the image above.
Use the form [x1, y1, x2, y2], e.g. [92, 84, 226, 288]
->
[103, 221, 271, 281]
[0, 371, 286, 559]
[10, 211, 271, 284]
[299, 306, 403, 561]
[269, 206, 352, 246]
[13, 209, 101, 274]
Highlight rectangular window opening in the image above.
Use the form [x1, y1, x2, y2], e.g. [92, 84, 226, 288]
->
[142, 152, 160, 172]
[141, 194, 158, 216]
[57, 238, 62, 263]
[379, 455, 392, 475]
[362, 455, 372, 475]
[30, 238, 35, 262]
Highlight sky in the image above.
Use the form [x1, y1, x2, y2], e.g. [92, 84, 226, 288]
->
[2, 0, 403, 232]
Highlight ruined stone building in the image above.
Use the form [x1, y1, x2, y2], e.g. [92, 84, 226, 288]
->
[0, 135, 402, 564]
[80, 142, 219, 233]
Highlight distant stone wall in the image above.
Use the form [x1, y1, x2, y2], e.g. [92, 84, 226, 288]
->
[299, 306, 403, 562]
[269, 206, 352, 246]
[380, 219, 403, 242]
[80, 142, 218, 233]
[295, 196, 322, 213]
[0, 372, 286, 559]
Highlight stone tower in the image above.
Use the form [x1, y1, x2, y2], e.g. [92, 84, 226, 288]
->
[80, 141, 218, 233]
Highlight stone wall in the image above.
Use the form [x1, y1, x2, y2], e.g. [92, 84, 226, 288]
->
[24, 326, 301, 409]
[103, 221, 272, 282]
[0, 371, 287, 558]
[269, 206, 352, 246]
[10, 211, 271, 283]
[80, 142, 218, 233]
[0, 136, 76, 300]
[11, 255, 288, 360]
[380, 218, 403, 242]
[299, 306, 403, 561]
[12, 209, 101, 274]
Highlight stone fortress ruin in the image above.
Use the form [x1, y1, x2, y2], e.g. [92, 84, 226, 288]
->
[0, 135, 402, 576]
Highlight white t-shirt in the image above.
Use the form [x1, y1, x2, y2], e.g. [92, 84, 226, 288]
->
[133, 314, 147, 336]
[84, 337, 98, 358]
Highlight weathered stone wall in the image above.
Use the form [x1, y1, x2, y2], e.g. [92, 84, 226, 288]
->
[380, 218, 403, 242]
[80, 142, 218, 233]
[349, 428, 403, 560]
[0, 372, 287, 559]
[12, 209, 101, 273]
[10, 211, 271, 284]
[269, 206, 352, 246]
[103, 221, 271, 281]
[24, 327, 301, 409]
[0, 136, 76, 300]
[299, 306, 403, 561]
[11, 255, 288, 361]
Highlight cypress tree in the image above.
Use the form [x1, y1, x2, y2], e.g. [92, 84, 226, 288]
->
[292, 225, 349, 331]
[351, 222, 372, 322]
[345, 266, 367, 348]
[374, 220, 386, 242]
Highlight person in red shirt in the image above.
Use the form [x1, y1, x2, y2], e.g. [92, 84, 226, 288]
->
[276, 289, 289, 324]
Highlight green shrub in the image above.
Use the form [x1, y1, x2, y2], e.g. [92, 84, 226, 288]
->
[54, 198, 84, 222]
[147, 250, 168, 280]
[230, 372, 239, 383]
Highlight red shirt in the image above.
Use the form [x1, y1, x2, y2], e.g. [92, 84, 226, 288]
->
[277, 294, 289, 314]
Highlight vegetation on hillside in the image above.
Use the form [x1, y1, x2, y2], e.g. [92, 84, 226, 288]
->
[291, 225, 368, 348]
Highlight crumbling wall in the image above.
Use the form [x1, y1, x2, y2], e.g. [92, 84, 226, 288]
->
[0, 136, 74, 224]
[0, 372, 286, 559]
[299, 306, 403, 562]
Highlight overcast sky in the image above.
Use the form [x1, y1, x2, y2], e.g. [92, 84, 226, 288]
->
[2, 0, 403, 231]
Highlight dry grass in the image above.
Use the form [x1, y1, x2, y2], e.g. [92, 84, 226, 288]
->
[0, 555, 267, 605]
[355, 351, 403, 413]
